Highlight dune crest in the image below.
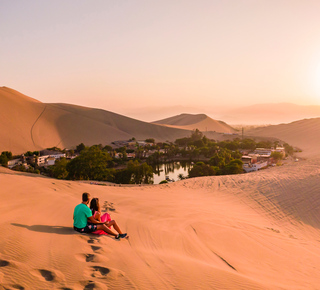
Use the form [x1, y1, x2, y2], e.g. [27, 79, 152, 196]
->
[246, 118, 320, 157]
[0, 88, 194, 154]
[153, 113, 236, 133]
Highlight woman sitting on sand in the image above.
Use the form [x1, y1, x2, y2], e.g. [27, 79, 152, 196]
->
[89, 198, 127, 238]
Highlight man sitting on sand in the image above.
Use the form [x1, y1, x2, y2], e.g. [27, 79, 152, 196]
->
[73, 192, 127, 239]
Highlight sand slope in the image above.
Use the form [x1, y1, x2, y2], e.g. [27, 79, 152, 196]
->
[246, 118, 320, 157]
[0, 87, 46, 154]
[2, 89, 320, 288]
[153, 113, 236, 134]
[0, 87, 193, 154]
[1, 157, 320, 289]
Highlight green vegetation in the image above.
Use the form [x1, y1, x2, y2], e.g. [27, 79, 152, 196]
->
[270, 151, 283, 162]
[66, 146, 113, 180]
[1, 129, 297, 183]
[145, 138, 155, 143]
[189, 162, 218, 178]
[159, 180, 168, 184]
[47, 145, 154, 184]
[0, 151, 13, 166]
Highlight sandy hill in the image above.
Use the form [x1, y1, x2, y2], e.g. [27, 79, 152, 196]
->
[153, 113, 236, 133]
[1, 155, 320, 289]
[2, 88, 320, 289]
[222, 103, 320, 125]
[0, 87, 193, 154]
[246, 118, 320, 157]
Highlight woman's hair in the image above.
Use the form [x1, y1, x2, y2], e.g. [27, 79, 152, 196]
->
[89, 198, 100, 215]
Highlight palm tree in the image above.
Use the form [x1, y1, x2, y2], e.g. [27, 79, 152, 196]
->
[178, 173, 186, 180]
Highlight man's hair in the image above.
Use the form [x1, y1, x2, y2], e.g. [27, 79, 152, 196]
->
[82, 192, 90, 202]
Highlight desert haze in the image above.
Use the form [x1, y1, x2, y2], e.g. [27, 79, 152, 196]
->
[1, 88, 320, 289]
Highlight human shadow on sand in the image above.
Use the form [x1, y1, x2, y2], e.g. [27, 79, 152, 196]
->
[11, 223, 75, 235]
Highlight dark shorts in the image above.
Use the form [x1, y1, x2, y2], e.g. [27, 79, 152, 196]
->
[74, 223, 97, 233]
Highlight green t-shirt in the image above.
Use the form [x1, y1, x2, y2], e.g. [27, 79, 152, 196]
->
[73, 203, 92, 229]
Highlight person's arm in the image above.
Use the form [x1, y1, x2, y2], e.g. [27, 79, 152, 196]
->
[88, 216, 104, 224]
[94, 211, 101, 222]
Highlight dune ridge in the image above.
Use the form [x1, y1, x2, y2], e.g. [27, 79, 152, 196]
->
[0, 88, 195, 154]
[246, 117, 320, 157]
[153, 113, 236, 133]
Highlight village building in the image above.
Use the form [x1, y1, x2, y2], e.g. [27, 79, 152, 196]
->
[7, 158, 22, 169]
[243, 161, 268, 173]
[241, 156, 252, 165]
[254, 148, 272, 156]
[37, 151, 66, 167]
[127, 153, 136, 159]
[114, 152, 123, 159]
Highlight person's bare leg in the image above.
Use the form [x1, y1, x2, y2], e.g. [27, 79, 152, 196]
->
[96, 224, 118, 237]
[105, 220, 123, 235]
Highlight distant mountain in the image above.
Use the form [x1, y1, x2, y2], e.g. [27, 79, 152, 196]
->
[123, 105, 214, 123]
[0, 87, 194, 154]
[221, 103, 320, 125]
[153, 113, 236, 134]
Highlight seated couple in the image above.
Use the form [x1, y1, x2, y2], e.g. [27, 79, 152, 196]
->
[73, 192, 127, 239]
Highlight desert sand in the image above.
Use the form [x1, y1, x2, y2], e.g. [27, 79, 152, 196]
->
[1, 87, 320, 289]
[1, 136, 320, 289]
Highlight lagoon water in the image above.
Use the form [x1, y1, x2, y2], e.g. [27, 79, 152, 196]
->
[152, 162, 193, 184]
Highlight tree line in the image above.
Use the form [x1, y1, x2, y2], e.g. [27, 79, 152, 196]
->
[0, 129, 296, 183]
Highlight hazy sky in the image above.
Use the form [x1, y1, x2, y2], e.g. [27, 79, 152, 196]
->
[2, 0, 320, 119]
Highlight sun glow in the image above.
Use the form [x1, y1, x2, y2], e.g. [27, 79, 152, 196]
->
[307, 61, 320, 104]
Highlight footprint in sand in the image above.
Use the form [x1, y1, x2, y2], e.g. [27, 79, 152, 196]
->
[0, 260, 10, 267]
[103, 201, 116, 212]
[84, 281, 95, 290]
[0, 259, 10, 267]
[91, 266, 110, 278]
[75, 253, 104, 263]
[91, 246, 102, 253]
[31, 269, 65, 283]
[11, 285, 25, 290]
[39, 269, 55, 281]
[86, 254, 95, 263]
[81, 280, 108, 290]
[87, 237, 100, 244]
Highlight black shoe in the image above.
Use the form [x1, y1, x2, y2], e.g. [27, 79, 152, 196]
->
[115, 234, 120, 239]
[119, 233, 127, 238]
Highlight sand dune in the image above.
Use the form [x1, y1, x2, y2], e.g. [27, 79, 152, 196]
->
[0, 87, 193, 154]
[2, 88, 320, 289]
[153, 113, 236, 134]
[246, 118, 320, 157]
[1, 156, 320, 289]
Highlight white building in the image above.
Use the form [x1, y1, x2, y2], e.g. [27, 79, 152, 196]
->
[254, 148, 272, 156]
[7, 158, 21, 169]
[243, 161, 268, 173]
[37, 153, 66, 167]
